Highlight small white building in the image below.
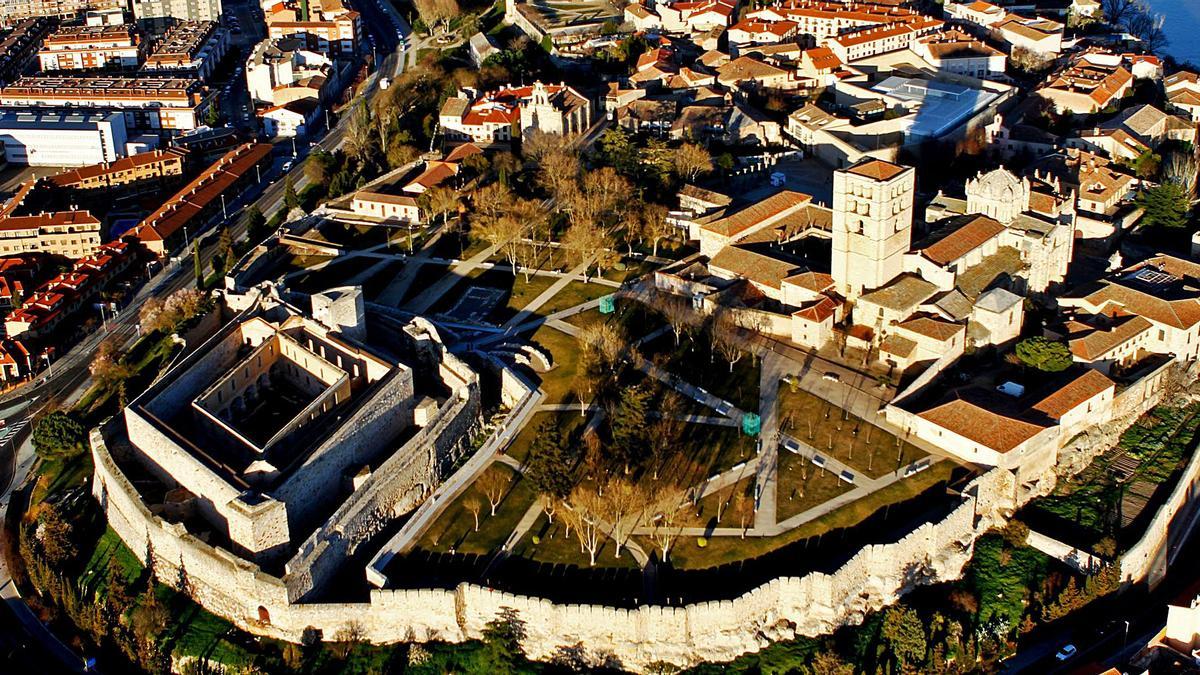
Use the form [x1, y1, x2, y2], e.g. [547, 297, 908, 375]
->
[261, 99, 320, 138]
[0, 110, 128, 166]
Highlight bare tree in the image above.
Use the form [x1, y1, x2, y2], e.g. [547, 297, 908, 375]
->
[732, 489, 754, 538]
[561, 219, 618, 279]
[647, 486, 688, 562]
[711, 310, 752, 372]
[474, 213, 524, 273]
[564, 484, 606, 566]
[478, 469, 512, 516]
[673, 143, 713, 182]
[602, 478, 648, 559]
[540, 493, 560, 525]
[1164, 151, 1199, 201]
[637, 202, 673, 258]
[649, 391, 687, 480]
[651, 292, 696, 347]
[464, 496, 484, 531]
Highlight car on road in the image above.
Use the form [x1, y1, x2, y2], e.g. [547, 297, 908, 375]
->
[282, 159, 294, 171]
[1055, 645, 1077, 661]
[822, 372, 840, 382]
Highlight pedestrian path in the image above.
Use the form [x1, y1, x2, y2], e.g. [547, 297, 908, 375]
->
[500, 259, 593, 332]
[401, 244, 500, 313]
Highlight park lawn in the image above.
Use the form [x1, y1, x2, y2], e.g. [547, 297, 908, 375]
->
[417, 464, 533, 555]
[600, 258, 657, 284]
[504, 273, 559, 315]
[533, 281, 615, 318]
[640, 331, 762, 413]
[668, 460, 957, 570]
[511, 513, 639, 569]
[678, 423, 756, 478]
[775, 448, 855, 522]
[502, 411, 586, 465]
[777, 385, 927, 479]
[529, 325, 582, 404]
[565, 306, 602, 327]
[681, 477, 755, 530]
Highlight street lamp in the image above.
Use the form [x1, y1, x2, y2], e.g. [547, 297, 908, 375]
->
[40, 351, 52, 379]
[221, 193, 228, 221]
[1123, 620, 1130, 648]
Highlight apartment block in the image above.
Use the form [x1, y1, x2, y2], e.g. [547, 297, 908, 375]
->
[37, 24, 144, 71]
[142, 20, 228, 81]
[265, 0, 362, 58]
[0, 76, 213, 132]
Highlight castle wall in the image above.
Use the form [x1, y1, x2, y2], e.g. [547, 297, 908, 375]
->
[283, 381, 480, 602]
[272, 365, 416, 535]
[94, 418, 1017, 672]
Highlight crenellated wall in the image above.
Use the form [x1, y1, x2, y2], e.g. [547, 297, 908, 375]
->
[93, 418, 1021, 672]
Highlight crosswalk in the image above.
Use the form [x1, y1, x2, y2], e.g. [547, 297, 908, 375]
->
[0, 417, 30, 447]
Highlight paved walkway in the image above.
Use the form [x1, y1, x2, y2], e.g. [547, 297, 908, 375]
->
[500, 259, 593, 332]
[401, 243, 500, 313]
[1026, 530, 1102, 574]
[367, 386, 545, 585]
[754, 351, 788, 531]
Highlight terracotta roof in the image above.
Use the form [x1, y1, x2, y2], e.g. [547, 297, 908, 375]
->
[845, 158, 907, 181]
[1080, 283, 1200, 331]
[709, 245, 800, 290]
[804, 46, 841, 70]
[1030, 369, 1114, 420]
[783, 270, 834, 292]
[858, 273, 938, 312]
[880, 333, 917, 358]
[793, 294, 840, 322]
[355, 191, 418, 207]
[896, 316, 963, 342]
[919, 215, 1005, 266]
[701, 190, 810, 238]
[917, 398, 1047, 453]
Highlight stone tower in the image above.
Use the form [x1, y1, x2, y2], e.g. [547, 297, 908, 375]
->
[831, 159, 916, 301]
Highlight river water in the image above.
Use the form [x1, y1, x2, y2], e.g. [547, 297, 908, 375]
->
[1147, 0, 1200, 65]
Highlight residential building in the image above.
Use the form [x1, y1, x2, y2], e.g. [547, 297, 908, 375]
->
[727, 19, 799, 56]
[944, 0, 1006, 27]
[265, 0, 363, 58]
[132, 142, 273, 254]
[142, 21, 229, 81]
[910, 29, 1006, 79]
[130, 0, 220, 23]
[750, 1, 926, 41]
[439, 82, 591, 145]
[48, 147, 187, 190]
[993, 14, 1063, 55]
[715, 55, 796, 90]
[1056, 254, 1200, 373]
[37, 24, 144, 72]
[0, 210, 102, 258]
[0, 254, 47, 310]
[0, 110, 127, 166]
[826, 17, 943, 63]
[0, 0, 124, 23]
[349, 192, 420, 225]
[4, 239, 132, 338]
[1165, 70, 1200, 122]
[0, 18, 55, 87]
[245, 37, 333, 106]
[1036, 54, 1133, 114]
[0, 76, 213, 133]
[261, 98, 319, 138]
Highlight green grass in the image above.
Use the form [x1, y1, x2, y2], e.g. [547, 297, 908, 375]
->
[531, 280, 614, 318]
[529, 325, 582, 404]
[680, 477, 755, 529]
[417, 464, 534, 555]
[510, 513, 639, 569]
[776, 448, 855, 522]
[777, 385, 927, 479]
[668, 460, 956, 570]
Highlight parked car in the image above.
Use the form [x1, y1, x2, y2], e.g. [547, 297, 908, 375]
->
[1055, 645, 1077, 661]
[822, 372, 840, 382]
